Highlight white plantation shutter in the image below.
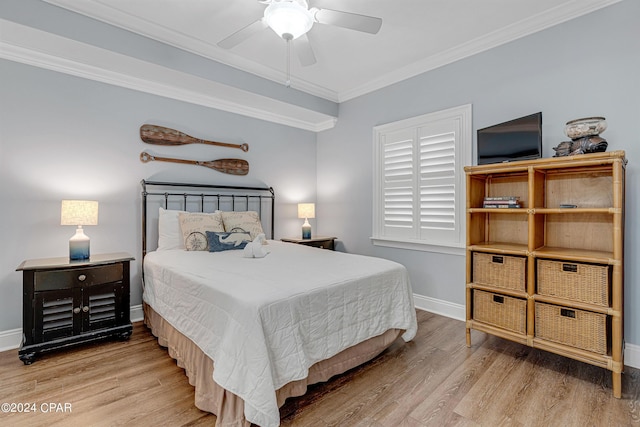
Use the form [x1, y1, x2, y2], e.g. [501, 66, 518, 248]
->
[382, 130, 414, 236]
[418, 126, 456, 241]
[373, 105, 471, 253]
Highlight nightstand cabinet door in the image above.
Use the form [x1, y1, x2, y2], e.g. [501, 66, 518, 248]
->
[34, 288, 80, 343]
[85, 281, 127, 331]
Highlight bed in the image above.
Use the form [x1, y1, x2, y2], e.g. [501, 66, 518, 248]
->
[140, 180, 417, 427]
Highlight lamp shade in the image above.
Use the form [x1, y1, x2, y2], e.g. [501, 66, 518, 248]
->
[297, 203, 315, 219]
[263, 0, 314, 40]
[61, 200, 99, 226]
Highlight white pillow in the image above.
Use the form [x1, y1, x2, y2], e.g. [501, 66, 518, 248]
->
[220, 211, 265, 239]
[157, 207, 186, 251]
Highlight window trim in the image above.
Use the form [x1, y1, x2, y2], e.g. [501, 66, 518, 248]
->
[371, 104, 472, 254]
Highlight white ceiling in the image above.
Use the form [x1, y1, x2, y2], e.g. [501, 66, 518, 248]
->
[43, 0, 620, 102]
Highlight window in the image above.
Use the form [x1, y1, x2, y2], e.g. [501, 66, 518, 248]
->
[372, 104, 472, 254]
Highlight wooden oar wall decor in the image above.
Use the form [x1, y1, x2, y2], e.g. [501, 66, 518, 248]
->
[140, 124, 249, 152]
[140, 152, 249, 176]
[139, 124, 249, 176]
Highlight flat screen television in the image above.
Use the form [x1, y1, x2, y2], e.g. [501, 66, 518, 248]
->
[477, 112, 542, 165]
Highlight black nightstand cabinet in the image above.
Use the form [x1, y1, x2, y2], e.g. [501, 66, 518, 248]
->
[281, 236, 337, 250]
[17, 252, 134, 364]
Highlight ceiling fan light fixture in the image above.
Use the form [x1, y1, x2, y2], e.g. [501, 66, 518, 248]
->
[263, 0, 314, 40]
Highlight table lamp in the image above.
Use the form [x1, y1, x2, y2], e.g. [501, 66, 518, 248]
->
[297, 203, 315, 239]
[61, 200, 99, 260]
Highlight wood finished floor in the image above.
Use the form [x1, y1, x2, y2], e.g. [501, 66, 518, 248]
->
[1, 310, 639, 426]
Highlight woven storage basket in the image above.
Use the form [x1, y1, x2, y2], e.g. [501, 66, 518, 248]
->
[535, 302, 608, 354]
[473, 290, 526, 334]
[473, 253, 526, 291]
[537, 260, 610, 306]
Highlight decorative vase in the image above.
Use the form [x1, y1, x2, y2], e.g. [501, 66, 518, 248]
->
[564, 117, 607, 140]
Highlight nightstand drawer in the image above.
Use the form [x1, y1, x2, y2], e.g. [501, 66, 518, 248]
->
[34, 264, 123, 291]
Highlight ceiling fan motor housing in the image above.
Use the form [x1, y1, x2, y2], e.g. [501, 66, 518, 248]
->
[263, 0, 315, 40]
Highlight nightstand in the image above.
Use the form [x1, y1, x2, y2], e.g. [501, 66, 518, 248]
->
[281, 236, 337, 250]
[16, 252, 134, 364]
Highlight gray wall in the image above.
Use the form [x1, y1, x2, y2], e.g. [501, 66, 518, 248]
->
[317, 1, 640, 345]
[0, 59, 318, 330]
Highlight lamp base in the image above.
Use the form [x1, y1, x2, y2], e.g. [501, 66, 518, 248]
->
[301, 218, 312, 240]
[69, 227, 90, 260]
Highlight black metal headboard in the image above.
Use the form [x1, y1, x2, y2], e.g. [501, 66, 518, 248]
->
[141, 179, 275, 260]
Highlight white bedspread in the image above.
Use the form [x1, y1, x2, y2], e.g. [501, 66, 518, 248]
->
[143, 240, 417, 427]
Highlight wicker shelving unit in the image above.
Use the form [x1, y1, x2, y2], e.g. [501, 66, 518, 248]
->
[465, 151, 626, 398]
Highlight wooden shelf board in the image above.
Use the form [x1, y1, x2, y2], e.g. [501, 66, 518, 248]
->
[468, 242, 528, 255]
[533, 246, 614, 263]
[532, 338, 612, 370]
[465, 165, 530, 175]
[532, 294, 611, 314]
[467, 321, 529, 346]
[469, 326, 614, 371]
[465, 151, 625, 174]
[469, 283, 527, 299]
[534, 208, 613, 214]
[468, 208, 528, 213]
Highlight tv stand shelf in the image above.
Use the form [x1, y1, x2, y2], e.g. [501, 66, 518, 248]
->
[465, 151, 626, 398]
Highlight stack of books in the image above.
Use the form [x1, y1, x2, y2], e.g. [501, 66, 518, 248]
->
[483, 196, 521, 208]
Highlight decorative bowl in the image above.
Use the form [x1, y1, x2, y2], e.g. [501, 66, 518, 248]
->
[564, 117, 607, 139]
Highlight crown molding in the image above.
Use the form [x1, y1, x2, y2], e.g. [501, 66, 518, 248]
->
[42, 0, 340, 102]
[337, 0, 623, 102]
[0, 19, 337, 132]
[44, 0, 621, 103]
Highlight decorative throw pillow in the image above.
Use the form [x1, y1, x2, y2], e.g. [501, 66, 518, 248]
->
[178, 212, 224, 251]
[158, 207, 187, 251]
[206, 229, 252, 252]
[220, 211, 265, 239]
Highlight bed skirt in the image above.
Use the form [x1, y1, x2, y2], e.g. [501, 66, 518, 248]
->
[143, 302, 402, 426]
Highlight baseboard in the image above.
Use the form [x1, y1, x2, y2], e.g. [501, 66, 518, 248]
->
[413, 293, 466, 321]
[412, 293, 640, 370]
[625, 342, 640, 370]
[130, 304, 144, 323]
[0, 327, 23, 353]
[2, 301, 639, 369]
[0, 304, 144, 353]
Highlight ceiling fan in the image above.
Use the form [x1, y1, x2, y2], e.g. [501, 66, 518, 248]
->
[217, 0, 383, 69]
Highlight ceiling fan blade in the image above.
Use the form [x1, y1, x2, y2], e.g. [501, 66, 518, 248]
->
[314, 8, 382, 34]
[217, 19, 268, 49]
[296, 34, 316, 66]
